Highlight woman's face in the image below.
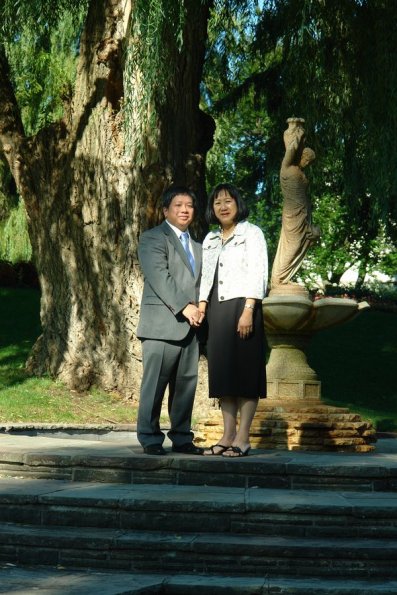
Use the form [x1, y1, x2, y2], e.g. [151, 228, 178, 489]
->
[213, 190, 238, 227]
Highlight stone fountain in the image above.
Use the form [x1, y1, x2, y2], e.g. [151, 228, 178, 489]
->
[253, 294, 375, 452]
[199, 118, 376, 452]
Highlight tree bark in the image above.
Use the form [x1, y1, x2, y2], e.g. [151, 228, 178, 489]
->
[0, 0, 214, 397]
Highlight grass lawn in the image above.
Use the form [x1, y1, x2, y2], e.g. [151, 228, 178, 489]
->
[307, 308, 397, 431]
[0, 288, 138, 424]
[0, 288, 396, 431]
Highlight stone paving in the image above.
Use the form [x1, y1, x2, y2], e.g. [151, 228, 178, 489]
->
[2, 565, 397, 594]
[0, 428, 396, 458]
[1, 429, 397, 593]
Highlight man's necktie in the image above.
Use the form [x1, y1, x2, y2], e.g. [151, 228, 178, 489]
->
[180, 231, 195, 274]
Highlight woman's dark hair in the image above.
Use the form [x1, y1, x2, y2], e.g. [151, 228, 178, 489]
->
[205, 183, 249, 225]
[162, 185, 197, 209]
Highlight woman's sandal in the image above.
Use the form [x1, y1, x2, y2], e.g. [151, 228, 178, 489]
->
[203, 444, 230, 456]
[222, 446, 251, 458]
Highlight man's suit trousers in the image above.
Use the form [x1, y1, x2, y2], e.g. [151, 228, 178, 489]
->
[137, 330, 199, 448]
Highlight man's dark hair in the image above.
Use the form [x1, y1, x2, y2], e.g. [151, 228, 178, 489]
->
[162, 185, 197, 209]
[205, 183, 249, 225]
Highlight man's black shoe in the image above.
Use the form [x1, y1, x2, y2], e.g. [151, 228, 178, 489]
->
[172, 443, 204, 455]
[143, 444, 166, 456]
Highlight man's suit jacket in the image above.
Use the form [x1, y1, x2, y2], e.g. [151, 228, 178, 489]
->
[137, 221, 202, 342]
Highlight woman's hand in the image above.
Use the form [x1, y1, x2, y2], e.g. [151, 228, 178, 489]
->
[182, 303, 202, 327]
[237, 308, 253, 339]
[198, 301, 207, 326]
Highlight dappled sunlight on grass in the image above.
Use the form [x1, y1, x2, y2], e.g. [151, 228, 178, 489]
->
[0, 288, 396, 430]
[0, 376, 138, 424]
[0, 288, 138, 424]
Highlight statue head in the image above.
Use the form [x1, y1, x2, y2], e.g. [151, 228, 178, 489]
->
[300, 147, 315, 168]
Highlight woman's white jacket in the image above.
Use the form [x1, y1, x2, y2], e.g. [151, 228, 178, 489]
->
[199, 220, 268, 303]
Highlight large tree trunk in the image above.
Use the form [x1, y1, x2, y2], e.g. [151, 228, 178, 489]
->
[0, 0, 214, 398]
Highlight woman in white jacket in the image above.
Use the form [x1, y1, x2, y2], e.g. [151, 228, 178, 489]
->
[199, 183, 268, 457]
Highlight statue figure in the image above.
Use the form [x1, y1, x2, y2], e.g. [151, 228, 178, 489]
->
[270, 118, 320, 293]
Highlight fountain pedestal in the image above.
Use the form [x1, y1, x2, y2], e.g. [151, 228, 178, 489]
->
[199, 295, 376, 452]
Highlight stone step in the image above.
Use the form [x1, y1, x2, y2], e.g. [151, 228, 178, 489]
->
[2, 566, 397, 595]
[1, 479, 397, 539]
[1, 522, 397, 578]
[2, 566, 397, 594]
[1, 435, 397, 491]
[1, 434, 397, 586]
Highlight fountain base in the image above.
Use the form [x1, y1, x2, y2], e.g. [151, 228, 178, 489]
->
[197, 400, 376, 452]
[196, 294, 377, 453]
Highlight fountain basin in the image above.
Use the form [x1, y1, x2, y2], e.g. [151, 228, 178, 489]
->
[263, 295, 370, 334]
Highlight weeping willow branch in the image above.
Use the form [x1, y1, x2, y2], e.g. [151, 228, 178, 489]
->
[0, 0, 88, 39]
[123, 0, 187, 159]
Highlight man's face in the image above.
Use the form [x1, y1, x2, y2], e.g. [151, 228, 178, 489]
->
[164, 194, 195, 231]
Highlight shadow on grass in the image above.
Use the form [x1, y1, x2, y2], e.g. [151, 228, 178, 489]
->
[376, 419, 397, 433]
[307, 309, 397, 430]
[0, 352, 36, 388]
[0, 288, 41, 388]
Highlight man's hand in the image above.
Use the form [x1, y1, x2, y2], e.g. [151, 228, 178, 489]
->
[182, 303, 202, 327]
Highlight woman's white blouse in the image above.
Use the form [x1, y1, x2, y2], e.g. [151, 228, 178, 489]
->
[199, 220, 268, 302]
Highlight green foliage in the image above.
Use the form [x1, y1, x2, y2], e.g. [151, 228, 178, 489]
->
[300, 188, 397, 289]
[1, 0, 396, 284]
[0, 200, 31, 263]
[0, 156, 18, 221]
[320, 283, 397, 306]
[1, 127, 27, 268]
[1, 6, 85, 263]
[249, 193, 281, 265]
[0, 161, 31, 265]
[206, 91, 270, 192]
[5, 10, 85, 136]
[204, 2, 280, 252]
[298, 190, 362, 287]
[380, 249, 397, 278]
[255, 0, 397, 233]
[123, 0, 188, 156]
[0, 0, 87, 41]
[203, 0, 397, 285]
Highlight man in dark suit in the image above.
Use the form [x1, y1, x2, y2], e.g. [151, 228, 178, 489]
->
[136, 185, 204, 455]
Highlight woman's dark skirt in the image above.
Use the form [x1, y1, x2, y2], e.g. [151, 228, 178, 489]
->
[206, 273, 266, 399]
